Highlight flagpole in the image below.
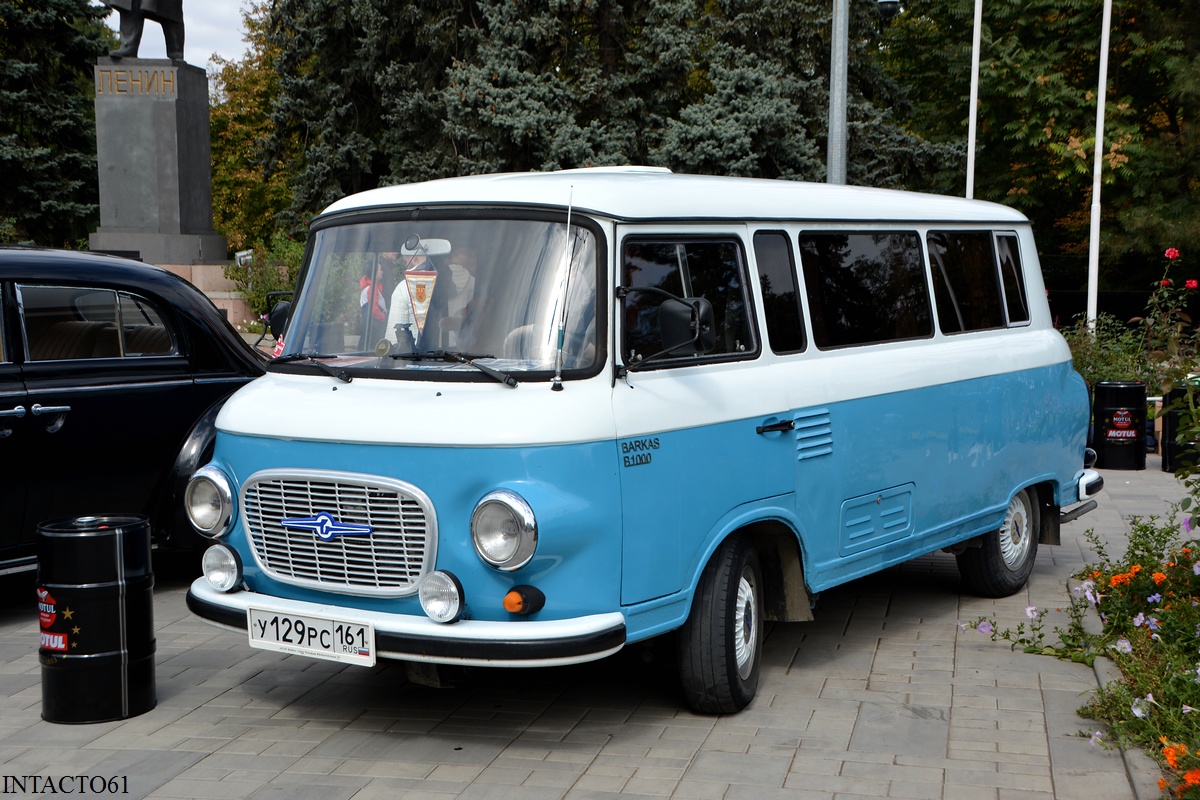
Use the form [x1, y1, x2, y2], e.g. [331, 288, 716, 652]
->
[1086, 0, 1114, 327]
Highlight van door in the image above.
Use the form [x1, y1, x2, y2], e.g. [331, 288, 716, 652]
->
[613, 233, 793, 606]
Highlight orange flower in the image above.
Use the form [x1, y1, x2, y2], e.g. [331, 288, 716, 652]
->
[1185, 769, 1200, 786]
[1163, 743, 1184, 769]
[1154, 572, 1168, 584]
[1131, 565, 1143, 574]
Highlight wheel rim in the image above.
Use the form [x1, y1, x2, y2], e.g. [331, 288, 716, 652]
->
[999, 491, 1034, 569]
[733, 567, 759, 680]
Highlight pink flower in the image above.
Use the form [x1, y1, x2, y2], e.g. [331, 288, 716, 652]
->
[1166, 248, 1181, 260]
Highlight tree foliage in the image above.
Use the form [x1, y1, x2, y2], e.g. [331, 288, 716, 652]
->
[209, 1, 295, 252]
[250, 0, 953, 230]
[878, 0, 1200, 290]
[0, 0, 112, 246]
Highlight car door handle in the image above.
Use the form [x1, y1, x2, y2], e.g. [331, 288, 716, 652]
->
[0, 405, 26, 418]
[31, 404, 71, 416]
[755, 419, 795, 435]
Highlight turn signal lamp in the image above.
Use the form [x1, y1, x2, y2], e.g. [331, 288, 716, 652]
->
[502, 585, 546, 615]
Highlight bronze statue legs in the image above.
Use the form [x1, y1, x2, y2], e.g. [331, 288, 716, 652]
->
[109, 8, 185, 60]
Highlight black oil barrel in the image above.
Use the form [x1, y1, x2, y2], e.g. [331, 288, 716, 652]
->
[1162, 385, 1200, 472]
[36, 515, 156, 723]
[1093, 381, 1147, 470]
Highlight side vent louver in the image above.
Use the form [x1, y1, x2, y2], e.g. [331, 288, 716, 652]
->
[794, 408, 834, 461]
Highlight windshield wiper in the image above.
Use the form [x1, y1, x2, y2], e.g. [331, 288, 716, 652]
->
[268, 352, 352, 383]
[392, 350, 518, 388]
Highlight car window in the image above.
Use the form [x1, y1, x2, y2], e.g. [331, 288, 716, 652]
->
[18, 285, 176, 361]
[798, 231, 932, 349]
[621, 238, 757, 367]
[753, 230, 806, 354]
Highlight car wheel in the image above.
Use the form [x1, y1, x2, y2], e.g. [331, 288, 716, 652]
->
[956, 488, 1039, 597]
[678, 537, 763, 713]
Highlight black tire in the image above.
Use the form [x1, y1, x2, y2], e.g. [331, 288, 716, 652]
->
[956, 488, 1039, 597]
[678, 537, 763, 713]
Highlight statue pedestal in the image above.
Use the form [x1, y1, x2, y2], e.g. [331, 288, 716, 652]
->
[89, 58, 226, 264]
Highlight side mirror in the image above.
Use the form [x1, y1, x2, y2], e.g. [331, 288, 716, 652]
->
[268, 300, 291, 340]
[659, 297, 716, 356]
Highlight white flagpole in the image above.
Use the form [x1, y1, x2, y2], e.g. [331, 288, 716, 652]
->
[966, 0, 983, 199]
[1086, 0, 1114, 327]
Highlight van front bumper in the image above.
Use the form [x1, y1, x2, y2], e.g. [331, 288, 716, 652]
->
[186, 578, 627, 668]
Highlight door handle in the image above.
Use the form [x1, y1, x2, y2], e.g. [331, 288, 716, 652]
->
[0, 405, 25, 418]
[755, 419, 795, 435]
[32, 404, 71, 416]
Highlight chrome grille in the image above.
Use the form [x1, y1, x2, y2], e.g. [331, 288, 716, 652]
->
[242, 471, 435, 596]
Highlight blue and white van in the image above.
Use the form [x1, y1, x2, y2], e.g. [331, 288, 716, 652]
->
[185, 168, 1101, 712]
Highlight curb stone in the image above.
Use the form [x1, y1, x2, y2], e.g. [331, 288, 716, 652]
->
[1069, 577, 1167, 799]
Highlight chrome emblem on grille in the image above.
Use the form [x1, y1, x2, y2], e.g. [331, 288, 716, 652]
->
[280, 511, 373, 541]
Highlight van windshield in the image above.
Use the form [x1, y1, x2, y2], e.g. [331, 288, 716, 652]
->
[276, 216, 600, 380]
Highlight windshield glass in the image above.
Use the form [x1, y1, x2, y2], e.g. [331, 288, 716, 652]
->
[278, 216, 600, 379]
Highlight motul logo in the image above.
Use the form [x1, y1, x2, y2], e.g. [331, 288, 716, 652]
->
[36, 587, 56, 629]
[40, 632, 67, 651]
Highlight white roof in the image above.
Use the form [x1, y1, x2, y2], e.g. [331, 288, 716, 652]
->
[319, 166, 1029, 224]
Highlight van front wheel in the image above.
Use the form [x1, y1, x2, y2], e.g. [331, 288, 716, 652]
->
[678, 537, 763, 714]
[956, 488, 1039, 597]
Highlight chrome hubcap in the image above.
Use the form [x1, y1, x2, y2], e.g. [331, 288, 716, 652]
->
[999, 493, 1033, 569]
[734, 569, 758, 679]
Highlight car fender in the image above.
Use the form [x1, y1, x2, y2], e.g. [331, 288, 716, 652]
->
[153, 396, 230, 548]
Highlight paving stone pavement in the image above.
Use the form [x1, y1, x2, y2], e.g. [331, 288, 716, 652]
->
[0, 458, 1186, 799]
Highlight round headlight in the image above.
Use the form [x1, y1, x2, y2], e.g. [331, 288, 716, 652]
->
[418, 571, 464, 623]
[470, 490, 537, 571]
[202, 544, 243, 592]
[185, 465, 233, 538]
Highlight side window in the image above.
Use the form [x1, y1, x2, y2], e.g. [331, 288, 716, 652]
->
[118, 292, 176, 355]
[753, 231, 806, 354]
[18, 285, 176, 361]
[927, 231, 1005, 334]
[996, 234, 1030, 325]
[622, 239, 756, 365]
[798, 232, 932, 349]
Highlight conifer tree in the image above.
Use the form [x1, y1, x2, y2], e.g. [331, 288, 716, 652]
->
[0, 0, 110, 245]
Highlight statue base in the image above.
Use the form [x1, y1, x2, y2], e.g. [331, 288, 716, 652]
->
[89, 57, 226, 265]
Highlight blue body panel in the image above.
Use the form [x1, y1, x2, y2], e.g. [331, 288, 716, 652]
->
[212, 434, 624, 622]
[208, 360, 1086, 648]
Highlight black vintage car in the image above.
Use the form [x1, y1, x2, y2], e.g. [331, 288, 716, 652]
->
[0, 248, 266, 574]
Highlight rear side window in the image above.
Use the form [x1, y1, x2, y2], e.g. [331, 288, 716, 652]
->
[622, 239, 756, 366]
[927, 231, 1005, 333]
[18, 285, 176, 361]
[753, 231, 806, 354]
[798, 232, 932, 349]
[996, 234, 1030, 325]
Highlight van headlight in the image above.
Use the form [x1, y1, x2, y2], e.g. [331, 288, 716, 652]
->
[202, 544, 243, 592]
[185, 465, 234, 538]
[470, 490, 537, 570]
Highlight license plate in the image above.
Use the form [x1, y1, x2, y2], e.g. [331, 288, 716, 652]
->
[247, 608, 376, 667]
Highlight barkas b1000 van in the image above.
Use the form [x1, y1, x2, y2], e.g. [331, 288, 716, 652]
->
[184, 167, 1101, 713]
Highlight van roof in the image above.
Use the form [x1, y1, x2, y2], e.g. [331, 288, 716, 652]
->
[318, 166, 1029, 225]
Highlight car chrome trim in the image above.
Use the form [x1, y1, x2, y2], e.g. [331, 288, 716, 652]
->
[186, 578, 627, 667]
[240, 469, 438, 597]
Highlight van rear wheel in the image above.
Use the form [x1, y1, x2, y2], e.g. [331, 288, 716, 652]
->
[678, 537, 763, 713]
[956, 488, 1039, 597]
